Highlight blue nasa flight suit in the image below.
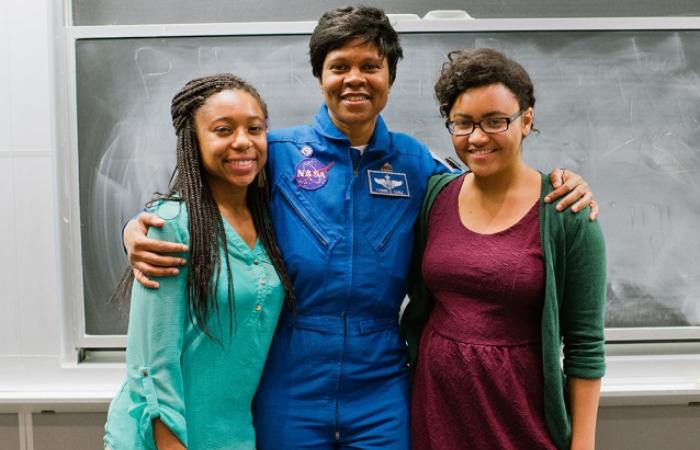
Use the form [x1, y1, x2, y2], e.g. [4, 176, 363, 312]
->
[253, 105, 449, 449]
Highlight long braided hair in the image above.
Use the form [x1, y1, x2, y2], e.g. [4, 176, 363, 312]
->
[116, 73, 294, 338]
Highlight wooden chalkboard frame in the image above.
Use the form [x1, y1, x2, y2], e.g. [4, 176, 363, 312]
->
[59, 16, 700, 349]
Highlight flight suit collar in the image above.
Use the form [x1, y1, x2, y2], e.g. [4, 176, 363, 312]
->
[312, 104, 391, 154]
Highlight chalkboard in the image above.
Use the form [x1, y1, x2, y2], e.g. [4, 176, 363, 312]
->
[76, 31, 700, 335]
[71, 0, 700, 25]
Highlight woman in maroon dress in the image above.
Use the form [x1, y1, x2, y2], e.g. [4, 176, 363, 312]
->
[406, 49, 607, 450]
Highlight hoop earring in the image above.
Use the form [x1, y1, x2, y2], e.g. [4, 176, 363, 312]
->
[257, 169, 267, 188]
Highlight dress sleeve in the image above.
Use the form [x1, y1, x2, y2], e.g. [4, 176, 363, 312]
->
[559, 210, 607, 379]
[125, 214, 189, 448]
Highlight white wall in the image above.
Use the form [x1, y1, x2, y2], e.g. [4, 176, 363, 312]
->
[0, 0, 62, 379]
[0, 0, 123, 407]
[0, 2, 121, 447]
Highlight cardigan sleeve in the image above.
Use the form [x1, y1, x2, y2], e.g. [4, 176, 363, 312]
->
[125, 201, 189, 448]
[559, 208, 607, 379]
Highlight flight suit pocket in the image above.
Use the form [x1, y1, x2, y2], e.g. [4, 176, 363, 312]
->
[274, 174, 340, 252]
[365, 196, 416, 253]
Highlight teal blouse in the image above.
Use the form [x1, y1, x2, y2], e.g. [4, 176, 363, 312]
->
[104, 200, 284, 450]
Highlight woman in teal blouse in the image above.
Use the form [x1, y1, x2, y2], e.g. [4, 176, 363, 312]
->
[104, 74, 293, 450]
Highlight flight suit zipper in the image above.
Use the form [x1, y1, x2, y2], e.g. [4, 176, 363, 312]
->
[334, 311, 348, 443]
[351, 147, 362, 176]
[335, 147, 361, 443]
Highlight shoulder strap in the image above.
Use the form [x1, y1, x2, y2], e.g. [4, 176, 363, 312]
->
[419, 172, 461, 235]
[403, 171, 461, 371]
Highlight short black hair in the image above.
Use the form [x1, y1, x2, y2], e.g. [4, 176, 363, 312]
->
[434, 48, 536, 118]
[309, 5, 403, 84]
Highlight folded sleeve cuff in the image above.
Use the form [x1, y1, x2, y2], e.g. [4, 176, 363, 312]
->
[128, 366, 187, 448]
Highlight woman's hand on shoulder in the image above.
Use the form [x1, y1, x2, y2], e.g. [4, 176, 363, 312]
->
[545, 168, 599, 221]
[124, 212, 188, 289]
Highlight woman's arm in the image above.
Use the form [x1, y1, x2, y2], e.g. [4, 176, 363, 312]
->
[126, 203, 190, 447]
[568, 377, 602, 450]
[153, 419, 187, 450]
[557, 203, 607, 449]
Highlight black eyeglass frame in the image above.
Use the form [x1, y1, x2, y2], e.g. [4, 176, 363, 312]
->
[445, 109, 526, 136]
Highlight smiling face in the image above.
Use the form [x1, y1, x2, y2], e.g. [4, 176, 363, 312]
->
[449, 83, 533, 178]
[194, 89, 267, 196]
[319, 39, 391, 144]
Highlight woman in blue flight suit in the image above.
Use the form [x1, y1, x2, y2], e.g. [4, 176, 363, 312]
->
[250, 8, 445, 447]
[123, 6, 596, 449]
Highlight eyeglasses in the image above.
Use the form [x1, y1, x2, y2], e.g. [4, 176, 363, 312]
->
[446, 109, 525, 136]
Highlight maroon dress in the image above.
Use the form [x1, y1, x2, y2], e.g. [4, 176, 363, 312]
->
[411, 174, 557, 450]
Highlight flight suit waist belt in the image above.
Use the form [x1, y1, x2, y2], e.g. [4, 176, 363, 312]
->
[280, 314, 398, 336]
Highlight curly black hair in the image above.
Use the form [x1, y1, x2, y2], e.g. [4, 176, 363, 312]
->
[434, 48, 536, 118]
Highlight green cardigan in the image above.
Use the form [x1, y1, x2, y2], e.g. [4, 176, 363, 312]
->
[402, 172, 607, 450]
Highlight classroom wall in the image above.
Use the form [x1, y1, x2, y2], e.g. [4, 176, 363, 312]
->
[0, 0, 699, 448]
[0, 0, 62, 380]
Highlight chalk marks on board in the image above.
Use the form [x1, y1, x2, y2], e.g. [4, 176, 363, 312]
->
[287, 54, 305, 86]
[607, 281, 691, 327]
[135, 47, 173, 98]
[197, 46, 222, 68]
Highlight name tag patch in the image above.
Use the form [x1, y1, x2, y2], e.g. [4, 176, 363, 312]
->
[367, 170, 410, 198]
